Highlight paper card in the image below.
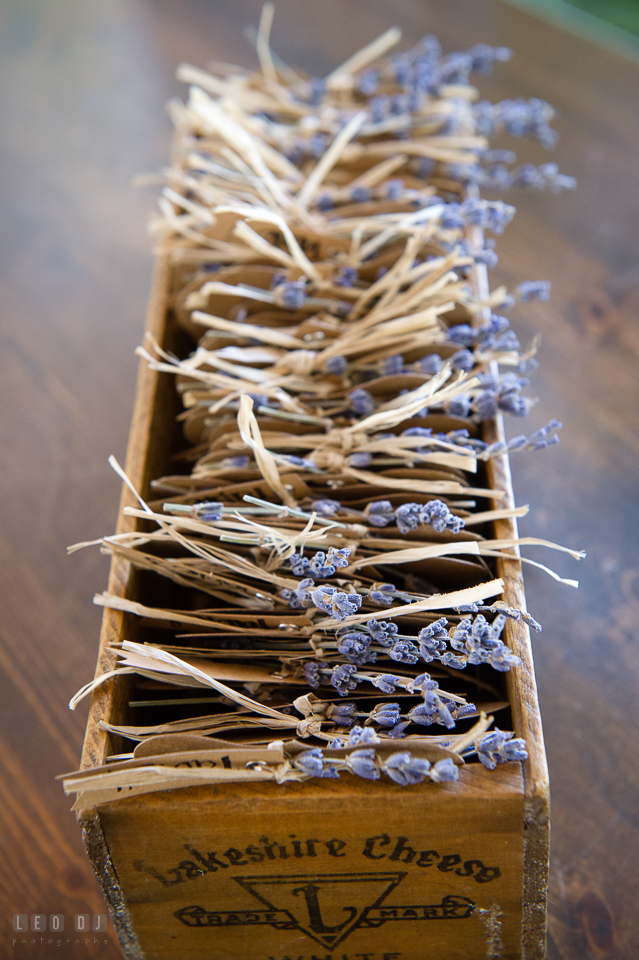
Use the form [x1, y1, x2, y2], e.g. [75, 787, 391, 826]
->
[175, 265, 281, 338]
[132, 733, 261, 757]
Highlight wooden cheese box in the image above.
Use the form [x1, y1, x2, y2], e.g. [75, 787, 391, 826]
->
[77, 254, 550, 960]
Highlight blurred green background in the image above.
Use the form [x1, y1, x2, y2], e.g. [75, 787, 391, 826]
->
[528, 0, 639, 36]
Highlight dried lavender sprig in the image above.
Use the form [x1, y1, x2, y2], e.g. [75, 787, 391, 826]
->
[417, 614, 521, 672]
[366, 498, 465, 534]
[465, 159, 576, 193]
[332, 614, 521, 673]
[473, 97, 558, 147]
[291, 726, 460, 785]
[303, 661, 471, 725]
[288, 546, 351, 578]
[479, 419, 562, 457]
[163, 500, 224, 521]
[281, 580, 416, 614]
[337, 701, 475, 737]
[336, 669, 471, 730]
[457, 601, 542, 632]
[439, 197, 516, 234]
[242, 495, 349, 528]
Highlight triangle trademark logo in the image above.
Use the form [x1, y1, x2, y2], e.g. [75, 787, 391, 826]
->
[233, 871, 407, 949]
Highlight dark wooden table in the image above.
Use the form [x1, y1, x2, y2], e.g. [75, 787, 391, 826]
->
[1, 1, 637, 956]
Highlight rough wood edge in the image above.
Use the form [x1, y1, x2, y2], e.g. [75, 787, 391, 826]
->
[471, 234, 549, 959]
[485, 418, 550, 960]
[80, 254, 173, 773]
[80, 810, 144, 960]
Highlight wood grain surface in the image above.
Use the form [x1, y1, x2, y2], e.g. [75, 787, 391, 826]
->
[0, 1, 637, 957]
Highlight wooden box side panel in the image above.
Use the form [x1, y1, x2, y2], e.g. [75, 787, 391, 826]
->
[81, 255, 176, 773]
[97, 765, 525, 960]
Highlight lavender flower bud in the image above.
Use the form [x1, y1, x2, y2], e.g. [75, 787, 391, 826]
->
[309, 551, 335, 578]
[312, 585, 362, 620]
[294, 748, 325, 777]
[388, 721, 410, 738]
[349, 388, 376, 416]
[372, 673, 400, 694]
[225, 455, 249, 468]
[371, 703, 402, 727]
[311, 499, 341, 516]
[316, 193, 334, 211]
[385, 178, 404, 200]
[350, 185, 372, 204]
[304, 661, 326, 689]
[429, 758, 459, 782]
[310, 133, 326, 158]
[323, 763, 341, 779]
[331, 663, 359, 696]
[349, 725, 380, 747]
[289, 553, 311, 577]
[327, 546, 351, 568]
[279, 280, 307, 310]
[516, 280, 551, 302]
[419, 353, 443, 375]
[350, 452, 372, 468]
[369, 94, 390, 123]
[380, 353, 404, 376]
[367, 500, 396, 527]
[498, 392, 534, 416]
[503, 738, 529, 762]
[421, 500, 465, 533]
[440, 203, 466, 230]
[522, 611, 543, 632]
[338, 632, 372, 663]
[192, 501, 224, 521]
[334, 266, 359, 288]
[295, 577, 314, 605]
[278, 454, 318, 469]
[357, 69, 378, 96]
[441, 651, 467, 669]
[370, 590, 393, 607]
[325, 354, 348, 375]
[385, 752, 432, 785]
[269, 272, 286, 290]
[407, 703, 435, 726]
[467, 43, 511, 74]
[389, 640, 420, 664]
[396, 502, 420, 534]
[474, 389, 498, 420]
[418, 618, 449, 660]
[446, 394, 471, 418]
[367, 619, 398, 645]
[489, 641, 521, 671]
[329, 702, 356, 725]
[447, 324, 475, 346]
[248, 393, 270, 409]
[551, 173, 577, 192]
[390, 84, 409, 108]
[477, 729, 528, 769]
[307, 77, 326, 106]
[417, 157, 436, 177]
[347, 748, 380, 780]
[440, 51, 473, 84]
